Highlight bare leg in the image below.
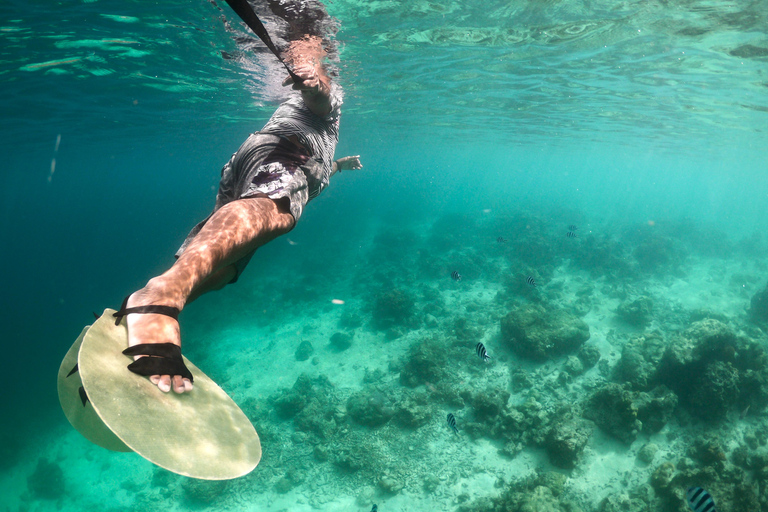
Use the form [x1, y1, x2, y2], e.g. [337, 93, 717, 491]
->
[125, 197, 294, 393]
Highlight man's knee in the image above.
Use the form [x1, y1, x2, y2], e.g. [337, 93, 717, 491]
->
[236, 196, 295, 233]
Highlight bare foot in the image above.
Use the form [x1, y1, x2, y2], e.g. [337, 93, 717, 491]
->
[125, 288, 193, 394]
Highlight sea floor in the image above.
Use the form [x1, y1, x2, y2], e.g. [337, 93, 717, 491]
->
[3, 214, 767, 512]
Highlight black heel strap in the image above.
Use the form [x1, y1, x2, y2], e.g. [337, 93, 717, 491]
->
[113, 296, 180, 326]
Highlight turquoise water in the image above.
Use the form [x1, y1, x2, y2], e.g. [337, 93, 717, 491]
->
[1, 0, 768, 511]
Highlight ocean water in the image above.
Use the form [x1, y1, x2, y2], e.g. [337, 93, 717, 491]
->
[1, 0, 767, 510]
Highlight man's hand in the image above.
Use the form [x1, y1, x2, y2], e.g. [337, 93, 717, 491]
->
[282, 62, 332, 117]
[334, 155, 363, 172]
[282, 63, 329, 97]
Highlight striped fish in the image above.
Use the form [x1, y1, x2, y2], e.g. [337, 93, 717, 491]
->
[476, 342, 490, 362]
[686, 487, 716, 512]
[566, 231, 577, 238]
[497, 236, 507, 243]
[451, 271, 462, 281]
[371, 505, 378, 512]
[446, 413, 459, 435]
[526, 276, 537, 287]
[568, 224, 578, 231]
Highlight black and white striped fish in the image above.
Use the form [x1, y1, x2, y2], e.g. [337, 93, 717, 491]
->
[497, 236, 507, 243]
[526, 276, 537, 287]
[566, 231, 577, 238]
[451, 271, 462, 281]
[476, 342, 490, 362]
[568, 224, 578, 231]
[446, 413, 459, 435]
[687, 487, 716, 512]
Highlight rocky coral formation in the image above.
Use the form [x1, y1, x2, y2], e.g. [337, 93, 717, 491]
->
[370, 288, 418, 333]
[614, 332, 666, 389]
[27, 458, 65, 500]
[583, 383, 643, 444]
[347, 388, 396, 428]
[329, 331, 353, 351]
[182, 478, 229, 505]
[500, 303, 590, 361]
[749, 282, 768, 324]
[615, 296, 654, 327]
[650, 433, 759, 512]
[393, 390, 433, 429]
[294, 339, 314, 361]
[398, 337, 448, 387]
[545, 417, 594, 469]
[658, 320, 744, 421]
[634, 386, 678, 434]
[271, 373, 339, 440]
[457, 471, 577, 512]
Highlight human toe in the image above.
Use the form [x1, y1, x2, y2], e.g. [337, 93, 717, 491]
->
[157, 375, 172, 393]
[172, 375, 187, 394]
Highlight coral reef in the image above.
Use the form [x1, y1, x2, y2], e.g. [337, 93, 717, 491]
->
[658, 320, 744, 421]
[347, 388, 396, 428]
[329, 331, 353, 351]
[614, 332, 666, 390]
[634, 386, 678, 433]
[636, 443, 658, 464]
[182, 478, 229, 505]
[545, 417, 594, 469]
[398, 337, 448, 387]
[749, 282, 768, 324]
[500, 303, 590, 361]
[583, 383, 643, 444]
[370, 288, 418, 333]
[577, 344, 601, 370]
[294, 339, 314, 361]
[457, 471, 580, 512]
[615, 296, 654, 327]
[27, 458, 65, 500]
[271, 373, 339, 440]
[393, 390, 433, 429]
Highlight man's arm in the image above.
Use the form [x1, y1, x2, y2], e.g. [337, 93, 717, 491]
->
[332, 155, 363, 175]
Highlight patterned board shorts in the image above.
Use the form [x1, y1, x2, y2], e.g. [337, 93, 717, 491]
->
[176, 132, 321, 283]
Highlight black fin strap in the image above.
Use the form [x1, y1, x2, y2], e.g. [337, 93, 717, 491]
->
[113, 296, 180, 326]
[122, 343, 194, 382]
[123, 343, 182, 358]
[66, 363, 78, 378]
[78, 386, 89, 407]
[222, 0, 302, 84]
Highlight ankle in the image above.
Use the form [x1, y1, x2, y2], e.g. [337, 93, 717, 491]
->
[130, 277, 187, 311]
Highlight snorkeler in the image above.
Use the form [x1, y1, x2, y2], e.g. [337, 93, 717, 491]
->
[116, 0, 362, 394]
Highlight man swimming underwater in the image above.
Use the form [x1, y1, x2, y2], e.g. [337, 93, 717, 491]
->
[113, 0, 362, 393]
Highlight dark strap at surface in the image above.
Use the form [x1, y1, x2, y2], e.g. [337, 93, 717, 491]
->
[113, 296, 180, 326]
[66, 363, 78, 378]
[222, 0, 302, 83]
[122, 343, 194, 382]
[78, 386, 89, 407]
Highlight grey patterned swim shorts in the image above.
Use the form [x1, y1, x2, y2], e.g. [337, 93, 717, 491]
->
[175, 132, 322, 282]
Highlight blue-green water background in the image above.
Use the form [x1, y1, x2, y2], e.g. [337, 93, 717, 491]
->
[1, 0, 767, 487]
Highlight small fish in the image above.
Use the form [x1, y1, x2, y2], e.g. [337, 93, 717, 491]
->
[497, 236, 507, 243]
[568, 224, 578, 231]
[476, 342, 490, 362]
[371, 505, 378, 512]
[451, 271, 462, 281]
[447, 413, 459, 435]
[687, 487, 716, 512]
[566, 231, 577, 238]
[526, 276, 537, 287]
